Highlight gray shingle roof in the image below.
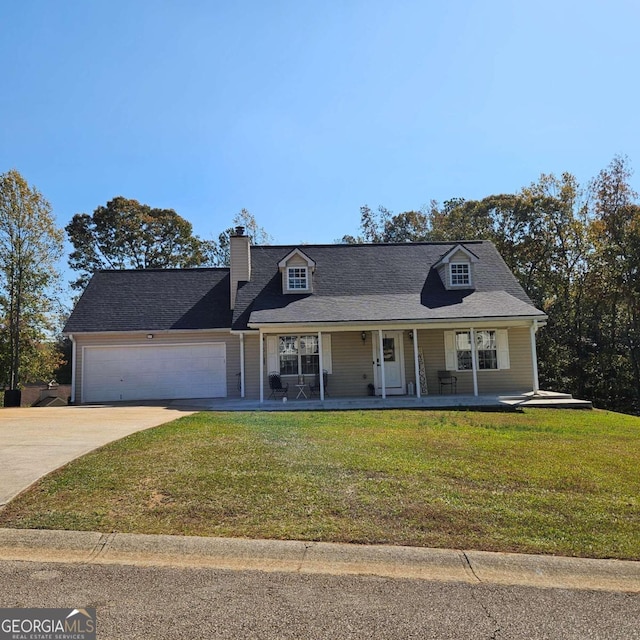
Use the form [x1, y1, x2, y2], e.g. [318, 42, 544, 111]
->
[64, 241, 545, 334]
[64, 269, 231, 333]
[232, 241, 544, 329]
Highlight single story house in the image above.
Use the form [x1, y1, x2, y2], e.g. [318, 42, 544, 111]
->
[63, 227, 547, 404]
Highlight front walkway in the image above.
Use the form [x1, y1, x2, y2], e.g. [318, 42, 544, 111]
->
[172, 390, 592, 411]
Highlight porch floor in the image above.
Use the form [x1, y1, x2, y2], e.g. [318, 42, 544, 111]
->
[170, 390, 592, 412]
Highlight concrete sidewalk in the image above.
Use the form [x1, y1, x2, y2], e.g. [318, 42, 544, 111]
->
[0, 528, 637, 593]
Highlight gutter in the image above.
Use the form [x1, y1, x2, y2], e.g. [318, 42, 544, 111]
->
[247, 314, 548, 331]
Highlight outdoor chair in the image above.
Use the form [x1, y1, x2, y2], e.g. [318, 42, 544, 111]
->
[438, 370, 457, 394]
[268, 372, 289, 400]
[309, 369, 329, 397]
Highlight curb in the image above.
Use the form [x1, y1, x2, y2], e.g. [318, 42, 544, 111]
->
[0, 529, 638, 593]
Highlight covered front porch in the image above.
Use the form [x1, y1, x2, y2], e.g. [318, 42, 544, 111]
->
[242, 321, 544, 404]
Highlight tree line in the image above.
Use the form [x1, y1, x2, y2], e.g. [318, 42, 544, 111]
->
[2, 158, 639, 414]
[342, 156, 640, 414]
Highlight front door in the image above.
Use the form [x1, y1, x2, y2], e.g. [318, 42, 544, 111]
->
[373, 331, 405, 395]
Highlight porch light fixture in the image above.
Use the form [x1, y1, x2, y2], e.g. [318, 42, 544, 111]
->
[361, 331, 367, 342]
[408, 331, 414, 340]
[147, 334, 154, 339]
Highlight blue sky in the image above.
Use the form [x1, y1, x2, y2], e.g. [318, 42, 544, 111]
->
[2, 0, 639, 261]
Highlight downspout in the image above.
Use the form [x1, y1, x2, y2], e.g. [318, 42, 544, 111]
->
[412, 328, 421, 397]
[70, 334, 76, 405]
[470, 327, 479, 396]
[378, 329, 386, 400]
[530, 320, 540, 395]
[239, 333, 245, 398]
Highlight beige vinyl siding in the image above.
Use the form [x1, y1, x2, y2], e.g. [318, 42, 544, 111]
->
[243, 333, 261, 399]
[449, 249, 471, 263]
[415, 327, 533, 395]
[476, 327, 532, 393]
[72, 331, 241, 404]
[328, 332, 375, 397]
[286, 254, 309, 267]
[230, 235, 250, 309]
[258, 331, 372, 399]
[248, 327, 535, 401]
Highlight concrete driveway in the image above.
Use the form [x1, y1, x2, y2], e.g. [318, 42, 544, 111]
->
[0, 405, 195, 507]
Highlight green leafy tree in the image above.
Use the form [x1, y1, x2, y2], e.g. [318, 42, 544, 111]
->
[66, 197, 217, 290]
[586, 156, 640, 412]
[212, 209, 272, 265]
[0, 170, 64, 390]
[341, 205, 429, 243]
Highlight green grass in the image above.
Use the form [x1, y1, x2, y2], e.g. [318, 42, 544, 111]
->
[1, 409, 639, 559]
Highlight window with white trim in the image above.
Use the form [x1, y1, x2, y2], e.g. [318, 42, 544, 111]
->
[450, 262, 470, 286]
[455, 330, 497, 370]
[287, 267, 308, 290]
[279, 335, 319, 375]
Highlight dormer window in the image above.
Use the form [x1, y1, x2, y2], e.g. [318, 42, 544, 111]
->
[279, 248, 315, 294]
[287, 267, 308, 290]
[450, 262, 470, 287]
[434, 244, 478, 291]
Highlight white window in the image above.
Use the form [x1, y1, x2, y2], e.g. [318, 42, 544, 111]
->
[287, 267, 308, 290]
[455, 330, 497, 370]
[450, 263, 470, 286]
[444, 329, 510, 371]
[279, 335, 319, 375]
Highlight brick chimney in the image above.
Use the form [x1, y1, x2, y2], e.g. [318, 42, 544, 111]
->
[230, 226, 250, 310]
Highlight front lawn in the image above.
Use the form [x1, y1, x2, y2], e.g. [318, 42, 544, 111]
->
[1, 409, 638, 559]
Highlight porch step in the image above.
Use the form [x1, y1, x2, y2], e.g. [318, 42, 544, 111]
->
[516, 397, 593, 410]
[498, 390, 592, 410]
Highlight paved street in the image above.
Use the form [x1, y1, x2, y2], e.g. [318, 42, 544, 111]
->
[1, 559, 639, 639]
[0, 529, 638, 639]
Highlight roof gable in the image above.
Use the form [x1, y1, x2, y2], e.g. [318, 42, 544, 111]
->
[434, 243, 480, 266]
[277, 248, 316, 269]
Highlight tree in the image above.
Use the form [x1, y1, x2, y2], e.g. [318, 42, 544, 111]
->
[66, 197, 217, 290]
[341, 205, 429, 244]
[0, 170, 64, 391]
[212, 209, 272, 265]
[585, 156, 640, 412]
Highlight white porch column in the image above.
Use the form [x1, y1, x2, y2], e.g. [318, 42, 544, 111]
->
[378, 329, 386, 399]
[318, 331, 324, 401]
[470, 327, 479, 397]
[239, 333, 245, 398]
[412, 328, 421, 397]
[259, 330, 264, 403]
[530, 320, 540, 395]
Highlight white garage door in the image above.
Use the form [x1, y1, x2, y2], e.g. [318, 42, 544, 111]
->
[82, 343, 227, 402]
